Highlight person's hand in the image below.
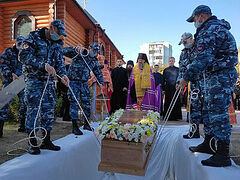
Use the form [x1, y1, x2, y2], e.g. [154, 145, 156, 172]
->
[61, 75, 69, 87]
[177, 78, 188, 91]
[99, 84, 104, 89]
[45, 63, 56, 76]
[75, 44, 83, 53]
[123, 87, 128, 92]
[12, 73, 19, 80]
[233, 92, 236, 99]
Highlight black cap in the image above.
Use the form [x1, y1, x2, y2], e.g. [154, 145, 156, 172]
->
[127, 60, 134, 66]
[137, 53, 149, 64]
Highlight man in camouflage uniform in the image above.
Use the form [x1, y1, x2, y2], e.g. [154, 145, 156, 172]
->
[177, 32, 202, 139]
[0, 36, 26, 138]
[19, 20, 69, 155]
[63, 43, 104, 135]
[178, 5, 238, 167]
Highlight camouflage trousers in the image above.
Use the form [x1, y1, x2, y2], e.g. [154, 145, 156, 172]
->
[189, 81, 202, 125]
[67, 81, 91, 121]
[0, 81, 26, 121]
[203, 69, 238, 143]
[24, 78, 56, 133]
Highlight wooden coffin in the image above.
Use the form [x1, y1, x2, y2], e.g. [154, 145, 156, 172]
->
[98, 110, 156, 176]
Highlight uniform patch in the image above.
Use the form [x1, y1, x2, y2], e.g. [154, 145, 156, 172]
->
[197, 44, 204, 52]
[22, 42, 29, 49]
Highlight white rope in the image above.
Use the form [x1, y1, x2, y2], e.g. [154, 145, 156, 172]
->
[7, 76, 50, 155]
[187, 88, 199, 138]
[150, 88, 182, 160]
[56, 74, 101, 145]
[78, 51, 109, 116]
[209, 137, 217, 154]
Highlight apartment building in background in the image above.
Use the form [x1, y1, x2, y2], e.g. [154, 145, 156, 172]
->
[140, 41, 172, 66]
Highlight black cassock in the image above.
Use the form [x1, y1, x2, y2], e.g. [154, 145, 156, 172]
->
[110, 67, 129, 114]
[163, 66, 182, 120]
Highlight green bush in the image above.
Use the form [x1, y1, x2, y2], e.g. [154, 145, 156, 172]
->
[8, 97, 20, 122]
[55, 96, 63, 118]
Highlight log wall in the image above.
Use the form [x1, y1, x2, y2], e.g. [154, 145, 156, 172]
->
[0, 0, 51, 54]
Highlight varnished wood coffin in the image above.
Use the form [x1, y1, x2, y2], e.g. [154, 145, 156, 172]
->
[98, 110, 156, 176]
[98, 136, 156, 176]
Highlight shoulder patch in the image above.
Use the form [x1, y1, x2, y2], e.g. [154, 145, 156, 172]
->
[197, 43, 204, 52]
[22, 42, 29, 49]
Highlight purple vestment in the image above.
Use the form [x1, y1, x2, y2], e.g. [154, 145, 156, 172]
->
[126, 70, 161, 112]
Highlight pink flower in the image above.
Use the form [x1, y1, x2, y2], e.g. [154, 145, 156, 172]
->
[141, 135, 147, 143]
[110, 130, 115, 139]
[124, 133, 129, 140]
[124, 124, 131, 130]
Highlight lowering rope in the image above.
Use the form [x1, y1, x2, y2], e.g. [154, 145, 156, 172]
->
[74, 47, 109, 117]
[187, 88, 200, 138]
[7, 76, 50, 155]
[8, 46, 109, 155]
[149, 88, 182, 160]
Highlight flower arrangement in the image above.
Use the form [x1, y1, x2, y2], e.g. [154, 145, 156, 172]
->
[95, 109, 160, 143]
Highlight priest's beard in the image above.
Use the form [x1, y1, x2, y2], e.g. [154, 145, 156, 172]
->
[138, 63, 145, 70]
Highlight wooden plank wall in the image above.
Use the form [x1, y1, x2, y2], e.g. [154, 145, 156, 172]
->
[0, 7, 4, 53]
[0, 1, 51, 54]
[64, 11, 85, 47]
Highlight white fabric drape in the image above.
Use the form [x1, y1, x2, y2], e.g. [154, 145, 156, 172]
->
[0, 124, 239, 180]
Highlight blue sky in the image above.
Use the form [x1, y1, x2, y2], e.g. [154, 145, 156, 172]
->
[78, 0, 240, 65]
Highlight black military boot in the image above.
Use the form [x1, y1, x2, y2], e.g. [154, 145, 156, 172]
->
[18, 118, 26, 132]
[189, 134, 216, 154]
[28, 133, 41, 155]
[72, 120, 83, 135]
[183, 124, 200, 139]
[40, 131, 61, 151]
[201, 140, 231, 167]
[83, 119, 93, 131]
[0, 121, 4, 138]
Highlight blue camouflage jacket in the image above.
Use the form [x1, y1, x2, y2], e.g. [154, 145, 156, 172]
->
[176, 47, 195, 83]
[0, 46, 22, 83]
[63, 47, 104, 84]
[183, 16, 238, 82]
[19, 27, 66, 80]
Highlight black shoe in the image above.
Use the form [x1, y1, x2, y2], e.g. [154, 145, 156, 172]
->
[83, 124, 94, 131]
[183, 131, 200, 139]
[28, 145, 41, 155]
[189, 135, 216, 154]
[183, 124, 200, 139]
[18, 125, 26, 132]
[40, 131, 61, 151]
[0, 121, 4, 138]
[40, 141, 61, 151]
[201, 140, 231, 167]
[18, 119, 26, 132]
[28, 134, 40, 155]
[72, 120, 83, 135]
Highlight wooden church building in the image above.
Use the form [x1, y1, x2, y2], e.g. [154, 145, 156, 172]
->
[0, 0, 123, 67]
